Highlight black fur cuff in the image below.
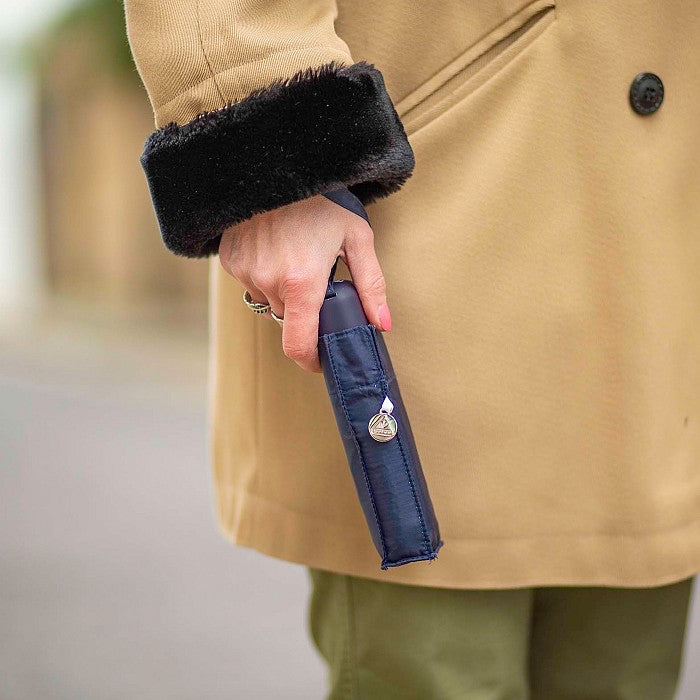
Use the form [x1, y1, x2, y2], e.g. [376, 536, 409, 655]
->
[140, 60, 415, 258]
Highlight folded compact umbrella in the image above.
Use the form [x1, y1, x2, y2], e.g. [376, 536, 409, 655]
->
[317, 188, 443, 569]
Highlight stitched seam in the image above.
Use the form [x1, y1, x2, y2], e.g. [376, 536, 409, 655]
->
[366, 326, 432, 555]
[380, 548, 443, 568]
[395, 433, 431, 554]
[195, 0, 227, 106]
[324, 326, 395, 396]
[330, 377, 397, 398]
[326, 334, 388, 561]
[323, 325, 372, 341]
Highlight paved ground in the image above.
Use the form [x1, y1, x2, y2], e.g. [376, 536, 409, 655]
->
[0, 314, 326, 700]
[1, 312, 698, 699]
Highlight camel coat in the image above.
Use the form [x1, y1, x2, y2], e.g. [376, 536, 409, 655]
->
[125, 0, 700, 588]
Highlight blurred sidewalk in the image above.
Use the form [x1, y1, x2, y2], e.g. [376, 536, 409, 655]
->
[0, 305, 698, 699]
[0, 305, 326, 700]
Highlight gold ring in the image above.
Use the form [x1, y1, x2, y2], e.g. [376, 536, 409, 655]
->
[243, 289, 270, 314]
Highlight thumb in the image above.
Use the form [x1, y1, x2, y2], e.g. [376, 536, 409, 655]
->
[343, 228, 392, 332]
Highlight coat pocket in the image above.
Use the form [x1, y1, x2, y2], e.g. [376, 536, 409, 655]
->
[395, 0, 556, 136]
[318, 323, 443, 569]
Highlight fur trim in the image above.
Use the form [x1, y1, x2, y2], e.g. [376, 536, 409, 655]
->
[140, 60, 415, 258]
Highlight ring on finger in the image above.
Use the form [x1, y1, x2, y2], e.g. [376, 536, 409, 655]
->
[243, 289, 271, 314]
[270, 309, 284, 326]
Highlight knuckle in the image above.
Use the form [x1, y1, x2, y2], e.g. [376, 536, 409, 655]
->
[280, 272, 313, 299]
[249, 269, 276, 292]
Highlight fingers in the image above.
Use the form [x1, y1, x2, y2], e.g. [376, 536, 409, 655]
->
[238, 273, 276, 320]
[249, 269, 285, 320]
[279, 272, 327, 373]
[244, 285, 269, 307]
[216, 199, 389, 376]
[238, 267, 325, 372]
[342, 222, 392, 332]
[220, 228, 282, 322]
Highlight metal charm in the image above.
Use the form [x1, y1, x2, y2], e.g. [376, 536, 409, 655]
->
[368, 395, 398, 442]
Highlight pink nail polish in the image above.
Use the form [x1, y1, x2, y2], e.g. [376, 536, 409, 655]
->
[378, 303, 392, 331]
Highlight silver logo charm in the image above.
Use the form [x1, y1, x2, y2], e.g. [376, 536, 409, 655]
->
[368, 395, 398, 442]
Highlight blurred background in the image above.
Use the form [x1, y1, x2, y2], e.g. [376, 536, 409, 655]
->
[0, 1, 326, 697]
[0, 2, 698, 698]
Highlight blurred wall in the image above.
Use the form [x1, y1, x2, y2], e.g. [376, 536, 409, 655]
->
[37, 0, 208, 316]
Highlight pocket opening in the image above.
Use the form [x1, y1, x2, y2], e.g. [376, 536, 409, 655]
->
[396, 0, 556, 135]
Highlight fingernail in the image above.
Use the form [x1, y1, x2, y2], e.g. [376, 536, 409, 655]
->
[378, 303, 392, 331]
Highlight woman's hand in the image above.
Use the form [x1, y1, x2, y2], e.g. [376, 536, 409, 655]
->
[218, 193, 393, 373]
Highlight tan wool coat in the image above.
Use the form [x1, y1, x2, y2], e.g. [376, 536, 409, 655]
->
[125, 0, 700, 588]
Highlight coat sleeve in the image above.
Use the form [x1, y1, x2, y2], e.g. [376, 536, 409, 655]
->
[124, 0, 415, 258]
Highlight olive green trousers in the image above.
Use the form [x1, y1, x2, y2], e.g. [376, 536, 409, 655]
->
[307, 568, 695, 700]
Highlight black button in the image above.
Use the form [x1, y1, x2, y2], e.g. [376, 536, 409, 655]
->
[629, 72, 664, 115]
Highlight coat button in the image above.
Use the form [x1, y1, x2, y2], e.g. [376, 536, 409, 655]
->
[629, 72, 664, 115]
